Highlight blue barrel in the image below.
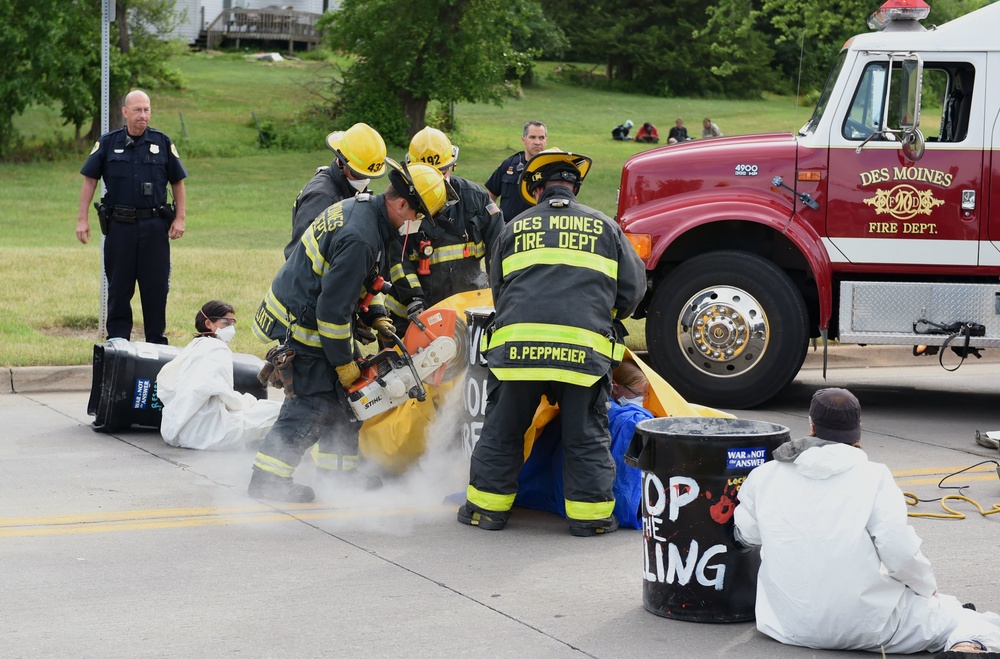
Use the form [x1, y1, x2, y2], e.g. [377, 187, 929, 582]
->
[624, 416, 788, 622]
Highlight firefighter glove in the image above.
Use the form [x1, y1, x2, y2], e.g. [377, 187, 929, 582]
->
[406, 299, 425, 318]
[354, 324, 377, 345]
[335, 361, 361, 388]
[371, 317, 396, 340]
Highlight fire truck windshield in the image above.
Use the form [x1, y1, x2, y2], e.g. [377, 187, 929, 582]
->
[801, 50, 848, 136]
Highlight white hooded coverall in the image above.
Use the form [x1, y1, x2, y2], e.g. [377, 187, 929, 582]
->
[734, 439, 1000, 653]
[156, 337, 281, 450]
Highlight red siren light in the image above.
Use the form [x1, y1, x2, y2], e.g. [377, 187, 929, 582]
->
[867, 0, 930, 31]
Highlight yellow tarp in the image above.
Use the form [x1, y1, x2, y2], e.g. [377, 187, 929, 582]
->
[358, 288, 733, 471]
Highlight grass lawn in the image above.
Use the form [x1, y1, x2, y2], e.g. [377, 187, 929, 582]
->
[1, 54, 805, 366]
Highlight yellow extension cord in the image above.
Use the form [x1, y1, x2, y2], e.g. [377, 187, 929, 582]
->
[904, 492, 1000, 519]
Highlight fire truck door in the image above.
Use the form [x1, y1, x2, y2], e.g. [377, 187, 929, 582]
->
[825, 55, 985, 267]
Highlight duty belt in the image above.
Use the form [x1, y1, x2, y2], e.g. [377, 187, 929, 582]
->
[111, 206, 160, 221]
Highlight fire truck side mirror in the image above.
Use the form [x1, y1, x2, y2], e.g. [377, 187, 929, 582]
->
[901, 128, 925, 162]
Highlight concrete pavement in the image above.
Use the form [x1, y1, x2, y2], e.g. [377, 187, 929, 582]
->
[2, 354, 999, 657]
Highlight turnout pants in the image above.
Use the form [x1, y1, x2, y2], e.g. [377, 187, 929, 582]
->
[104, 216, 171, 344]
[253, 347, 359, 479]
[467, 372, 615, 522]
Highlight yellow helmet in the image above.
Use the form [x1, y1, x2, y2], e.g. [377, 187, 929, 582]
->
[387, 158, 458, 221]
[519, 148, 593, 204]
[325, 123, 387, 178]
[405, 127, 459, 171]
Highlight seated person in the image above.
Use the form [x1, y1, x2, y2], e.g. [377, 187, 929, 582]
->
[701, 117, 723, 138]
[635, 122, 660, 143]
[156, 300, 281, 450]
[514, 360, 654, 529]
[735, 388, 1000, 657]
[668, 118, 689, 144]
[611, 120, 634, 141]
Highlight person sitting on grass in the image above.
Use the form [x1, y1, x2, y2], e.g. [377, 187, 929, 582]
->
[635, 122, 660, 143]
[156, 300, 281, 450]
[611, 120, 634, 141]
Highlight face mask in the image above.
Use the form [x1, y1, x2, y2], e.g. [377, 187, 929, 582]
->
[215, 324, 236, 345]
[348, 177, 370, 192]
[397, 218, 423, 236]
[619, 396, 644, 408]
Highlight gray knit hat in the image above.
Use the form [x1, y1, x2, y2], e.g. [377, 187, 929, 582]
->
[809, 388, 862, 444]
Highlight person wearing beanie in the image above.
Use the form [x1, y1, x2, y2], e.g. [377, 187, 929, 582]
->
[611, 120, 634, 141]
[734, 388, 1000, 658]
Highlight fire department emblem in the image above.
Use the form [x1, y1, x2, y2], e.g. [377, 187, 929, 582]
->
[863, 184, 943, 220]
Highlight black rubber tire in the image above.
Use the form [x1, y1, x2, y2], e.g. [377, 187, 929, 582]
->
[646, 250, 809, 409]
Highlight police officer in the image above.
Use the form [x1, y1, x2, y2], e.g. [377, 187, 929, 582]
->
[248, 161, 454, 503]
[284, 123, 387, 259]
[77, 90, 187, 344]
[384, 127, 503, 330]
[458, 148, 646, 535]
[485, 120, 547, 223]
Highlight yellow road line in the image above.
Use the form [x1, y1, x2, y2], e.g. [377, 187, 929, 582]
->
[0, 505, 451, 538]
[890, 465, 996, 477]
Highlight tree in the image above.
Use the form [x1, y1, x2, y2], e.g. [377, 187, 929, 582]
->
[0, 0, 183, 158]
[320, 0, 548, 143]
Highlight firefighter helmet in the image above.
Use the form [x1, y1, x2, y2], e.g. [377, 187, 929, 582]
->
[519, 148, 593, 204]
[405, 127, 459, 171]
[325, 123, 387, 179]
[387, 158, 458, 221]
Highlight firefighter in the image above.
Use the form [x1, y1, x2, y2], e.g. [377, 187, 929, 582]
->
[248, 161, 455, 503]
[458, 148, 647, 535]
[283, 123, 387, 259]
[384, 127, 504, 330]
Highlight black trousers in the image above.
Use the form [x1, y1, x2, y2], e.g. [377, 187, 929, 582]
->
[256, 348, 359, 474]
[468, 371, 615, 518]
[104, 216, 170, 344]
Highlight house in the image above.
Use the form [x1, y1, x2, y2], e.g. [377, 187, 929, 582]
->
[171, 0, 339, 51]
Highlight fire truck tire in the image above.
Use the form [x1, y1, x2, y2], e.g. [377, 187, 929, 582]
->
[646, 251, 808, 409]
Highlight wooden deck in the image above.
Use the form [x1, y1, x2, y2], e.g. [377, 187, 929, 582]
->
[201, 8, 322, 53]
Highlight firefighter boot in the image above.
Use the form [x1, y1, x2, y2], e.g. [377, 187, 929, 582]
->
[457, 502, 509, 531]
[247, 467, 315, 503]
[569, 514, 619, 537]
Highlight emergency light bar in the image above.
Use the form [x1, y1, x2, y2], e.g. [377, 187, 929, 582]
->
[867, 0, 930, 31]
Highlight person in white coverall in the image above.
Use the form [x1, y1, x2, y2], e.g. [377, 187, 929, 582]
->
[734, 388, 1000, 659]
[157, 300, 280, 450]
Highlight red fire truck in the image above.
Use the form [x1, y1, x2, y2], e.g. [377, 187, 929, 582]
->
[618, 0, 1000, 408]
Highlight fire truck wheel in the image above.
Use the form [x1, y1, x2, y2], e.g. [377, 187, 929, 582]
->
[647, 250, 808, 409]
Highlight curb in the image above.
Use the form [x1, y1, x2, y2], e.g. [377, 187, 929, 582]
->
[2, 366, 92, 395]
[4, 345, 999, 394]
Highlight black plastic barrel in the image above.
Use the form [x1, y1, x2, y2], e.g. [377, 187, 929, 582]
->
[87, 340, 268, 433]
[624, 416, 789, 622]
[459, 306, 494, 457]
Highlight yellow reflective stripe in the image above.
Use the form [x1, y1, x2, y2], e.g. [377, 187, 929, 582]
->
[384, 295, 407, 317]
[429, 242, 484, 263]
[491, 366, 600, 386]
[491, 323, 614, 358]
[291, 326, 322, 347]
[313, 452, 358, 471]
[253, 453, 295, 478]
[611, 341, 625, 361]
[302, 230, 330, 276]
[466, 485, 516, 512]
[370, 292, 385, 307]
[263, 287, 294, 324]
[251, 322, 271, 343]
[317, 318, 351, 341]
[404, 272, 420, 288]
[565, 499, 615, 521]
[502, 247, 618, 279]
[389, 263, 406, 284]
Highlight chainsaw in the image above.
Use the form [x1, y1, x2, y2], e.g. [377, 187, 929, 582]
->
[345, 306, 465, 421]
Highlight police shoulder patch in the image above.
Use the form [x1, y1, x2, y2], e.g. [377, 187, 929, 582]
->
[170, 143, 180, 158]
[90, 141, 100, 155]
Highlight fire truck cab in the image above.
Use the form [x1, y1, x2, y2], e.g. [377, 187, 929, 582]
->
[618, 0, 1000, 408]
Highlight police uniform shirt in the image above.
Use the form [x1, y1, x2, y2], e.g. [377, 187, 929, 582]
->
[81, 127, 187, 209]
[485, 152, 531, 223]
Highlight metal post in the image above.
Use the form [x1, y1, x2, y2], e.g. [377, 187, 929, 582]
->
[98, 0, 114, 340]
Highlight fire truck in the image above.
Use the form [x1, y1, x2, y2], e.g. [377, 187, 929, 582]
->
[617, 0, 1000, 408]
